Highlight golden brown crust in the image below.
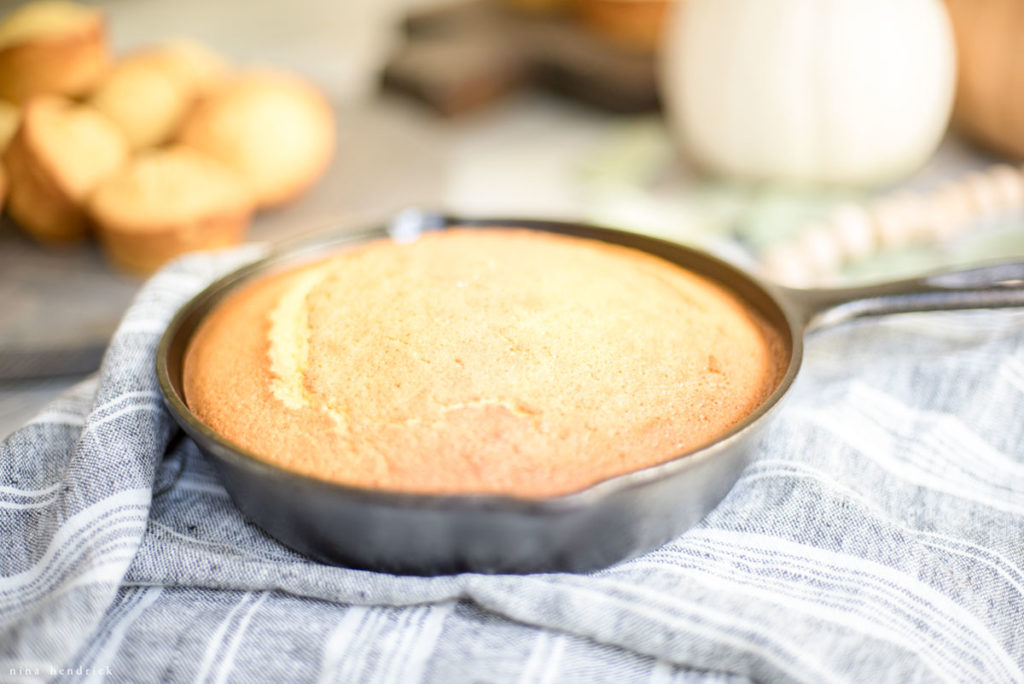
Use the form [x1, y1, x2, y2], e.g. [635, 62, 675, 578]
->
[3, 96, 128, 244]
[90, 145, 253, 274]
[177, 70, 335, 209]
[2, 129, 79, 242]
[139, 40, 231, 97]
[89, 56, 190, 151]
[0, 2, 110, 105]
[0, 164, 6, 213]
[576, 0, 673, 52]
[184, 229, 785, 497]
[96, 209, 249, 274]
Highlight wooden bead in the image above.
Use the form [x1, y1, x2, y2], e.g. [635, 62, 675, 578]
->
[761, 244, 815, 287]
[962, 171, 1001, 217]
[904, 197, 938, 241]
[931, 183, 973, 240]
[871, 194, 923, 248]
[987, 164, 1024, 212]
[828, 204, 876, 260]
[799, 225, 843, 275]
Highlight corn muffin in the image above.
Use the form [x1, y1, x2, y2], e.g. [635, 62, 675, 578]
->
[183, 228, 784, 498]
[138, 40, 230, 97]
[0, 1, 110, 104]
[90, 145, 252, 274]
[3, 96, 128, 243]
[177, 70, 335, 209]
[89, 41, 230, 151]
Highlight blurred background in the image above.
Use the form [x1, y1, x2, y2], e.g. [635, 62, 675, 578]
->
[2, 0, 1023, 432]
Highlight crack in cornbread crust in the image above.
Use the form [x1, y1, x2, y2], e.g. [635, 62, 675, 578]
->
[183, 229, 785, 497]
[266, 262, 334, 411]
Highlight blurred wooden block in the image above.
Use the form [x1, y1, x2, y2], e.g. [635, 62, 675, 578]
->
[382, 0, 659, 115]
[526, 19, 660, 113]
[382, 36, 530, 117]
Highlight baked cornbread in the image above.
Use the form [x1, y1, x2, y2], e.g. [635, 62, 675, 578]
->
[3, 96, 128, 243]
[177, 70, 335, 208]
[184, 229, 783, 498]
[89, 41, 230, 151]
[89, 145, 252, 274]
[0, 1, 110, 104]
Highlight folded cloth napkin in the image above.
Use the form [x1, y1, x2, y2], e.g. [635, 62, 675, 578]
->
[2, 246, 1023, 684]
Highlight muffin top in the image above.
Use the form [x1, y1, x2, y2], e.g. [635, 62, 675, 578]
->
[13, 95, 127, 201]
[89, 145, 251, 231]
[89, 42, 230, 150]
[183, 228, 784, 497]
[0, 1, 100, 49]
[177, 70, 335, 208]
[135, 40, 230, 96]
[88, 55, 191, 151]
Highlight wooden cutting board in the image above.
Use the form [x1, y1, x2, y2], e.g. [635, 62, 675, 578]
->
[0, 103, 445, 379]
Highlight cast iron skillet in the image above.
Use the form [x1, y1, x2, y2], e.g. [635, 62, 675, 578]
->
[157, 213, 1024, 575]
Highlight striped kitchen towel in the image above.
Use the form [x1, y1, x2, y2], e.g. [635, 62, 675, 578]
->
[1, 245, 1023, 684]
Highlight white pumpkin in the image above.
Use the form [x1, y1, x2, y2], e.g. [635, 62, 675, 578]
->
[661, 0, 957, 187]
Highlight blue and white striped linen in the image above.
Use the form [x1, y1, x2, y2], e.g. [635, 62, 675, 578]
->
[2, 247, 1023, 683]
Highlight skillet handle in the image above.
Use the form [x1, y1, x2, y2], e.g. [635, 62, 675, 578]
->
[779, 261, 1024, 331]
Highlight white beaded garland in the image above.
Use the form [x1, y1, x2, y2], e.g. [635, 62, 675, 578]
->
[799, 226, 843, 276]
[987, 165, 1024, 210]
[758, 161, 1024, 286]
[963, 171, 1000, 216]
[761, 244, 814, 287]
[831, 204, 876, 260]
[932, 183, 973, 241]
[871, 194, 920, 248]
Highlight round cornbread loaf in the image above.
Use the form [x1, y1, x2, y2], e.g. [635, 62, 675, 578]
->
[183, 229, 783, 497]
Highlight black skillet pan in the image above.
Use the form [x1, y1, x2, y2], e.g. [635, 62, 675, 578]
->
[157, 214, 1024, 575]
